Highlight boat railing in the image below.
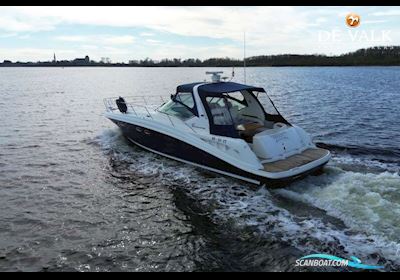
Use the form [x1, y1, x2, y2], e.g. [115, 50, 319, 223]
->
[103, 95, 168, 110]
[103, 95, 198, 134]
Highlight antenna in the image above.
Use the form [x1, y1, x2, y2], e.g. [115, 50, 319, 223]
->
[243, 32, 246, 84]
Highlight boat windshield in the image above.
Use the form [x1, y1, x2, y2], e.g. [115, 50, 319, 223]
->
[158, 92, 196, 120]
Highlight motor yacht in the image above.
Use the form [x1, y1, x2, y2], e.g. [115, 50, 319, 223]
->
[104, 72, 331, 186]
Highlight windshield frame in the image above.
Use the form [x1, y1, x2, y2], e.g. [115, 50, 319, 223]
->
[171, 92, 199, 117]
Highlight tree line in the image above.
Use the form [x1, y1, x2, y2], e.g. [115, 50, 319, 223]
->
[1, 46, 400, 67]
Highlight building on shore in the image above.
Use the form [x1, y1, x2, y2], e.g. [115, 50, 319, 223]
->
[73, 55, 90, 65]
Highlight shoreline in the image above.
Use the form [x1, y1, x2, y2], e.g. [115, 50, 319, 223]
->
[1, 65, 400, 68]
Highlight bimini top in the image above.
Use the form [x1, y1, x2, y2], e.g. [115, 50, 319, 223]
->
[176, 82, 265, 95]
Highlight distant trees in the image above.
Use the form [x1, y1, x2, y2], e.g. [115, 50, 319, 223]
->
[127, 46, 400, 67]
[100, 57, 111, 64]
[244, 46, 400, 66]
[1, 46, 400, 67]
[121, 57, 241, 67]
[338, 46, 400, 66]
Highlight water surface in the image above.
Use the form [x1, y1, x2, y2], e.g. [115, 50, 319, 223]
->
[0, 67, 399, 271]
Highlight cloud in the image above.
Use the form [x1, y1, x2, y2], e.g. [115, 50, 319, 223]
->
[1, 6, 312, 41]
[55, 35, 135, 45]
[81, 44, 100, 50]
[139, 32, 155, 37]
[0, 47, 76, 62]
[370, 10, 400, 17]
[145, 39, 162, 44]
[362, 20, 388, 25]
[0, 6, 399, 61]
[0, 16, 42, 32]
[0, 8, 58, 32]
[103, 35, 135, 45]
[0, 33, 18, 38]
[55, 35, 86, 42]
[0, 6, 326, 59]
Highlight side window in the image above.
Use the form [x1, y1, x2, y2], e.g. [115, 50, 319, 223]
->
[176, 92, 195, 109]
[206, 97, 233, 125]
[225, 91, 248, 111]
[254, 91, 279, 115]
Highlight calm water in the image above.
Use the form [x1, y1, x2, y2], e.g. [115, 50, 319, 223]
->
[0, 67, 399, 272]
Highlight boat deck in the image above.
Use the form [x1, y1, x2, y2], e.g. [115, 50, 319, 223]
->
[263, 148, 329, 173]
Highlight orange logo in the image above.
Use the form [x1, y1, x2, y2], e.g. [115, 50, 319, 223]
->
[346, 13, 361, 27]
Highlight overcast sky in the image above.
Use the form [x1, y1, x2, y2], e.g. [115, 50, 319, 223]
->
[0, 6, 399, 62]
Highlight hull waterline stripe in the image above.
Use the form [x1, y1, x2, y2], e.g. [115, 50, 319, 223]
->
[126, 137, 261, 185]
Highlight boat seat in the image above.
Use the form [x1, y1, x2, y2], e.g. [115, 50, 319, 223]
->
[241, 122, 265, 132]
[237, 122, 266, 142]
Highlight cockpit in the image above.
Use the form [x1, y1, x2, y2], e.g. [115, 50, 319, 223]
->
[159, 81, 290, 142]
[202, 89, 289, 142]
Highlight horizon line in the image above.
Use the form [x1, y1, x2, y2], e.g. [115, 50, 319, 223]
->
[2, 45, 400, 64]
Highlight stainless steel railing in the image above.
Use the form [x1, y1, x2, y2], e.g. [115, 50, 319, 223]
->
[103, 95, 197, 134]
[103, 95, 167, 111]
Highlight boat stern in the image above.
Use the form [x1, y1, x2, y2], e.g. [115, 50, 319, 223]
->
[258, 147, 331, 187]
